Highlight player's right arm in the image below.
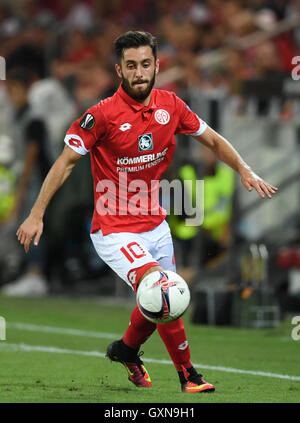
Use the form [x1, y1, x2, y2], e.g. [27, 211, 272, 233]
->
[16, 145, 82, 253]
[174, 95, 277, 199]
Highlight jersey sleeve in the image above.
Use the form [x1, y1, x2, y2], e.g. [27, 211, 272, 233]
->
[175, 95, 207, 136]
[64, 104, 106, 155]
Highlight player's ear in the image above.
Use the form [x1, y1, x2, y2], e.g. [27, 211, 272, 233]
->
[115, 63, 122, 79]
[155, 58, 160, 75]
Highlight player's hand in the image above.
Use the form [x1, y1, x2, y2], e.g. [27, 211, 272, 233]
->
[240, 169, 278, 199]
[16, 213, 44, 253]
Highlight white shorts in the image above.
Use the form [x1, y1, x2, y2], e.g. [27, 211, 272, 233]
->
[90, 220, 176, 291]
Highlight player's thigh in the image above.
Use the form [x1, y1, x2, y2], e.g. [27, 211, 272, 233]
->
[155, 241, 176, 272]
[146, 220, 176, 272]
[90, 230, 159, 290]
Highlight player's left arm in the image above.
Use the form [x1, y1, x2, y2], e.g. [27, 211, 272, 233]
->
[192, 126, 278, 199]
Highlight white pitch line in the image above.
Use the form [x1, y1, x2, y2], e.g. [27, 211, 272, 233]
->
[7, 322, 121, 340]
[1, 342, 300, 382]
[0, 342, 106, 358]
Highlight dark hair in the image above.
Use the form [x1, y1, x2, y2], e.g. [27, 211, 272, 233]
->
[114, 31, 158, 63]
[6, 67, 35, 87]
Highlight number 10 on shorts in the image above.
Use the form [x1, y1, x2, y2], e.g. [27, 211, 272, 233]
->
[120, 242, 146, 263]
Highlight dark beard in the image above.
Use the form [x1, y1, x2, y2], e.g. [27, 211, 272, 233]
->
[121, 71, 156, 102]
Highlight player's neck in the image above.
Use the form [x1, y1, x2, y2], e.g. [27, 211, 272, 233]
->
[128, 90, 152, 107]
[138, 93, 152, 107]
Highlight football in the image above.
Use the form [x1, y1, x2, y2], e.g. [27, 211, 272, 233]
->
[136, 270, 190, 324]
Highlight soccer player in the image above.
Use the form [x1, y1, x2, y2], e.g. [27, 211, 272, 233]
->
[16, 31, 277, 393]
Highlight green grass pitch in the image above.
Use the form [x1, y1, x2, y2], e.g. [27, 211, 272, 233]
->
[0, 294, 299, 404]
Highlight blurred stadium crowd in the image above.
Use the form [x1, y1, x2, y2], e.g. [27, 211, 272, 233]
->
[1, 0, 299, 114]
[0, 0, 299, 297]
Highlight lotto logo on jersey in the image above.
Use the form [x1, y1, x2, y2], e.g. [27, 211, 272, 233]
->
[64, 134, 88, 155]
[138, 133, 153, 152]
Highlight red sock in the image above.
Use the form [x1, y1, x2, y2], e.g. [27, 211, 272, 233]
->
[122, 306, 157, 350]
[157, 318, 192, 371]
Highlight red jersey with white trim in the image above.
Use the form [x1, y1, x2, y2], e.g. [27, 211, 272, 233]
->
[64, 85, 207, 235]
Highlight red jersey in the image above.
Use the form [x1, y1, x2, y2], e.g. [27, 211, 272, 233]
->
[64, 85, 207, 235]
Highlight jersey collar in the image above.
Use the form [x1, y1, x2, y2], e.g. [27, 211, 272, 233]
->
[117, 84, 157, 111]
